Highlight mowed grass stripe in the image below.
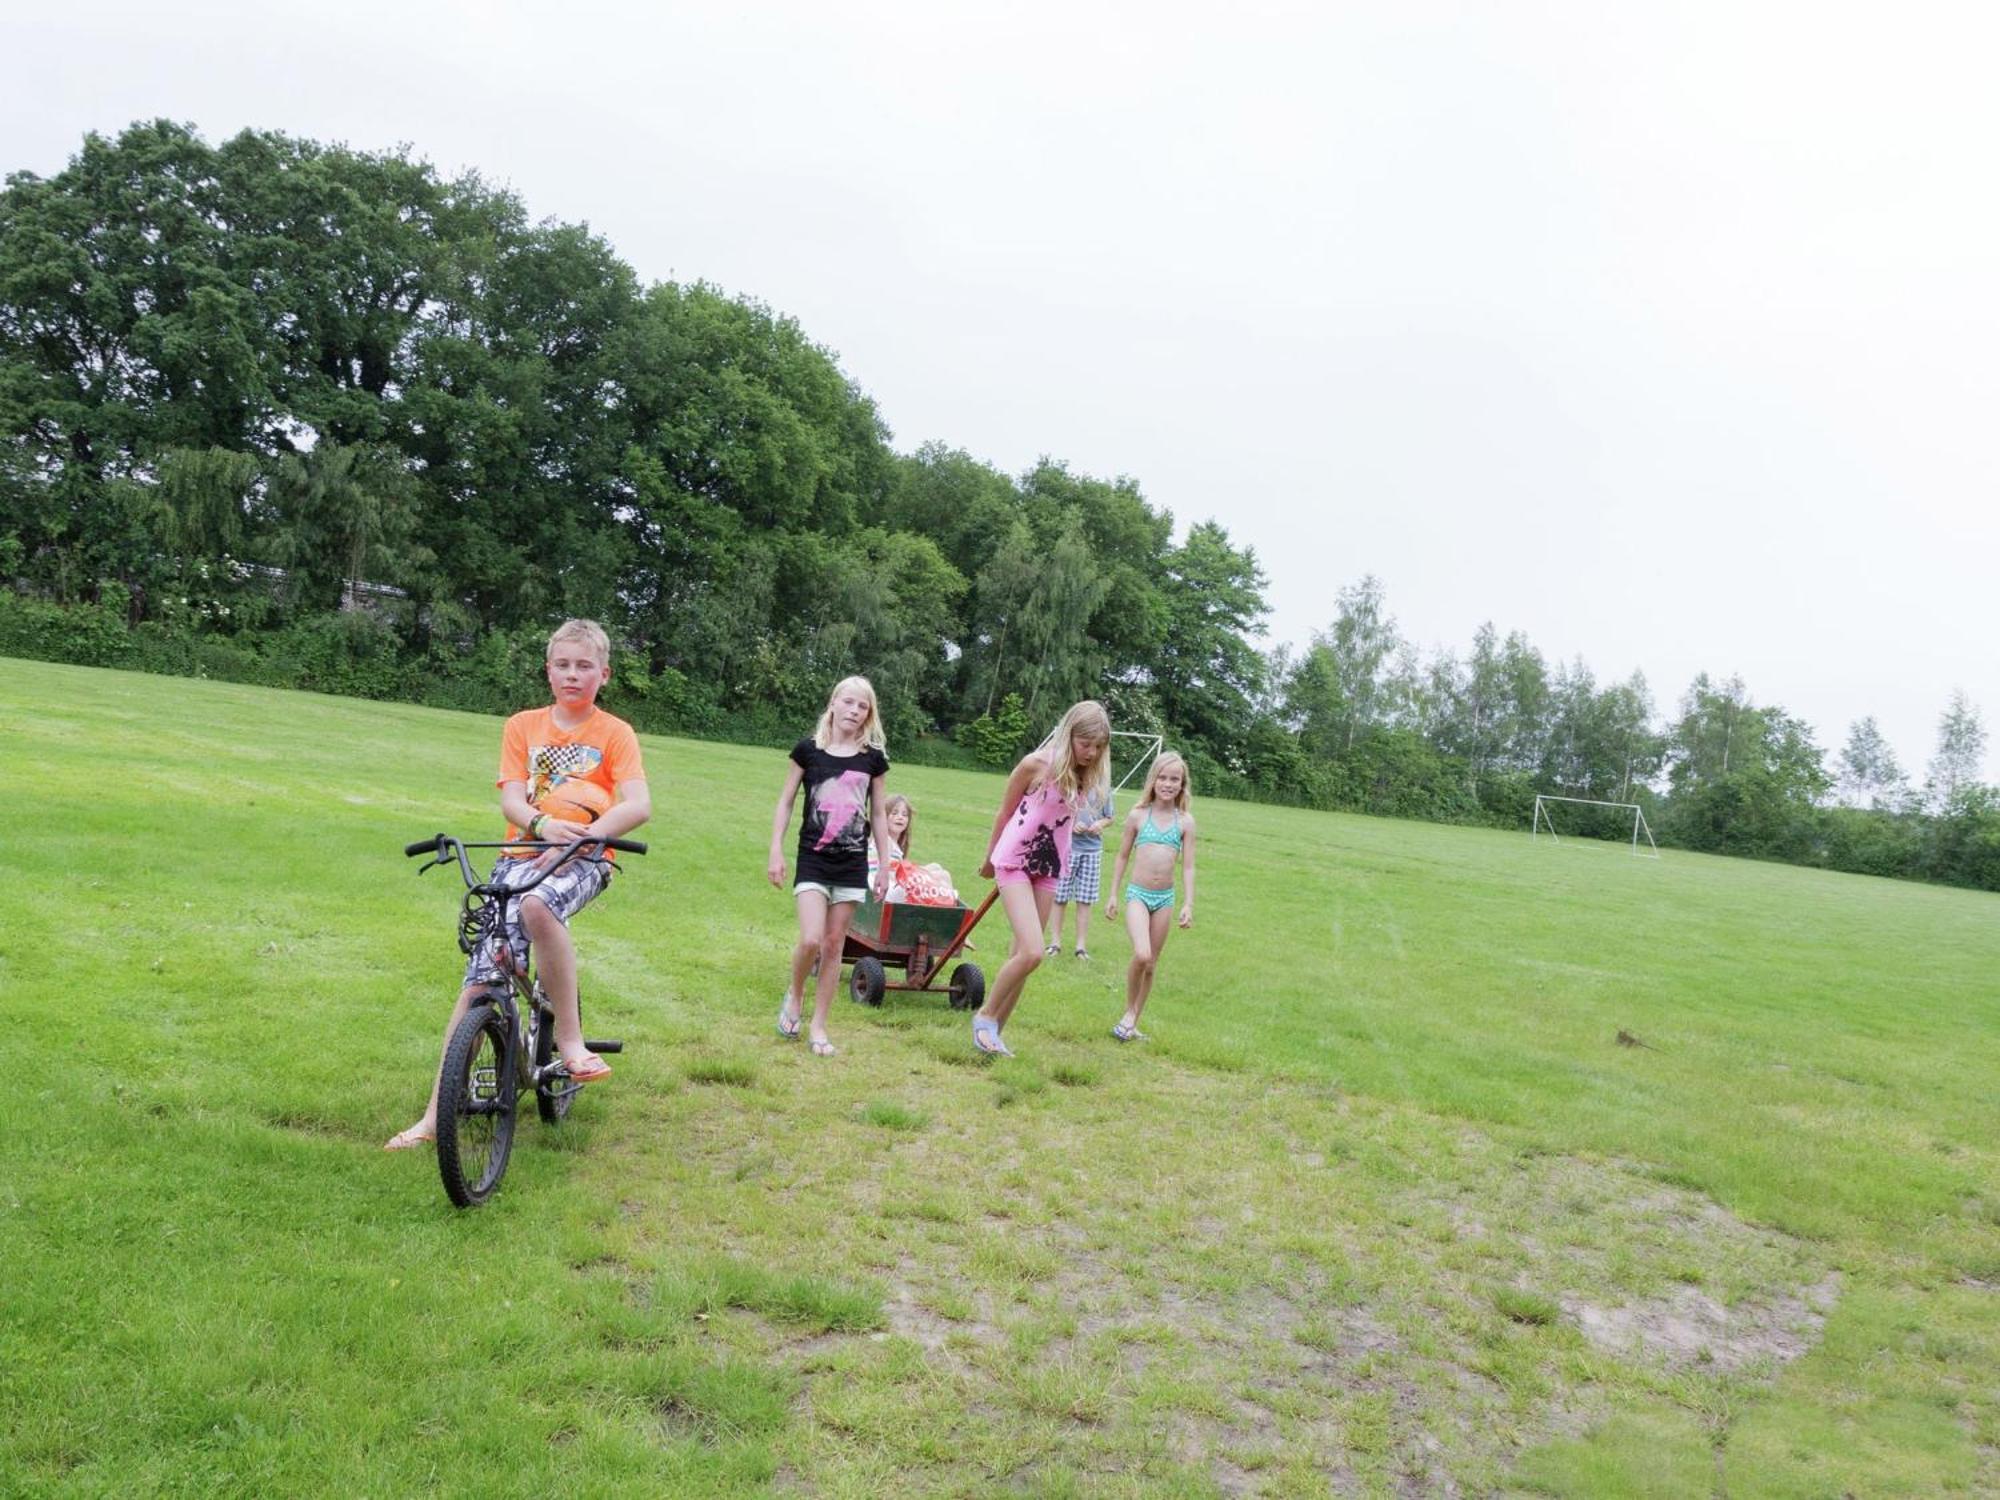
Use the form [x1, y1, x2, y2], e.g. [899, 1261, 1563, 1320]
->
[2, 656, 1996, 1497]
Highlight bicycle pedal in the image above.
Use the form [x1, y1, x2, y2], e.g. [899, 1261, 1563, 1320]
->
[583, 1039, 624, 1054]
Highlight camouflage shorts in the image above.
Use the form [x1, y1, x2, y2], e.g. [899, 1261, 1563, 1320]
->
[462, 854, 612, 988]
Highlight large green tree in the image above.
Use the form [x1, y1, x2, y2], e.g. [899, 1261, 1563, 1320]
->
[1149, 521, 1268, 768]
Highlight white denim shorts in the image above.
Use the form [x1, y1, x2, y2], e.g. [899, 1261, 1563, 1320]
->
[794, 880, 868, 905]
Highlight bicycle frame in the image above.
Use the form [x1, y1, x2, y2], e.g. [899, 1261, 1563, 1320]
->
[406, 831, 646, 1092]
[404, 829, 646, 1208]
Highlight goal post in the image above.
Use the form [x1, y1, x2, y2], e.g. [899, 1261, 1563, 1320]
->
[1109, 730, 1164, 795]
[1531, 794, 1660, 858]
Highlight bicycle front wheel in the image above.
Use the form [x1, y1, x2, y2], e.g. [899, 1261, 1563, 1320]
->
[436, 1001, 517, 1208]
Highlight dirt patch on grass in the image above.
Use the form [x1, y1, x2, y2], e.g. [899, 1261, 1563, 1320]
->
[1560, 1273, 1841, 1372]
[684, 1060, 1845, 1493]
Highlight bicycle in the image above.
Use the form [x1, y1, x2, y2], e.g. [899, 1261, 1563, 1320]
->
[403, 831, 647, 1207]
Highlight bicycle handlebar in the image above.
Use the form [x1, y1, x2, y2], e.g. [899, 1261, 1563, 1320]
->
[404, 832, 648, 858]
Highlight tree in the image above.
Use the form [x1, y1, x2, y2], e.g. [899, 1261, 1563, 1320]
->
[1423, 623, 1510, 796]
[1013, 515, 1111, 721]
[0, 122, 267, 602]
[1837, 717, 1909, 810]
[966, 519, 1042, 717]
[1293, 574, 1401, 756]
[1665, 678, 1830, 857]
[1666, 673, 1752, 798]
[1149, 521, 1269, 767]
[1925, 691, 1987, 813]
[262, 442, 424, 613]
[1541, 663, 1661, 802]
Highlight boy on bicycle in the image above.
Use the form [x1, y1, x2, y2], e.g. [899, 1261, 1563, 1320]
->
[386, 619, 651, 1150]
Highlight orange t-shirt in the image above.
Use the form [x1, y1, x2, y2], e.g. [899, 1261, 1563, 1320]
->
[498, 706, 645, 857]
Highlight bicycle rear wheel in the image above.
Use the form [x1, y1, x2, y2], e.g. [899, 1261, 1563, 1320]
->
[436, 1000, 517, 1208]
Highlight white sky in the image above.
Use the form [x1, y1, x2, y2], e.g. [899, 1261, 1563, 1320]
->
[7, 1, 1994, 783]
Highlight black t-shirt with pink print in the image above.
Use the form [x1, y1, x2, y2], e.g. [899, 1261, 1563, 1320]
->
[790, 739, 889, 888]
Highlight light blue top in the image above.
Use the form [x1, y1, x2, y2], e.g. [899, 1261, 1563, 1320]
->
[1134, 807, 1183, 851]
[1069, 789, 1114, 852]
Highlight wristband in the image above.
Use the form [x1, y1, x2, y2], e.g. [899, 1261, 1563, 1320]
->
[528, 813, 547, 839]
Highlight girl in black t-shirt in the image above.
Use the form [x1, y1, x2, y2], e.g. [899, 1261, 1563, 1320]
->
[767, 676, 893, 1056]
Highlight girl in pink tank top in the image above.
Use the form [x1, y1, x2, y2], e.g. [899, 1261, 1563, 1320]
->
[988, 779, 1077, 883]
[972, 700, 1112, 1057]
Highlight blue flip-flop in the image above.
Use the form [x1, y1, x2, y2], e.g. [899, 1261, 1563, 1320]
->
[776, 996, 802, 1040]
[972, 1016, 1012, 1057]
[1111, 1022, 1149, 1043]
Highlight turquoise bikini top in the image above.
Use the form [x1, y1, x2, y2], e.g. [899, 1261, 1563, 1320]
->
[1135, 809, 1183, 851]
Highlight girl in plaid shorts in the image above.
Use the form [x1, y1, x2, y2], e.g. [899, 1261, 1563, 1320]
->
[1045, 787, 1114, 957]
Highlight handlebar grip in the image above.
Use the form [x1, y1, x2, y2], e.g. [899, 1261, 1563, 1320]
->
[405, 835, 445, 858]
[604, 838, 647, 855]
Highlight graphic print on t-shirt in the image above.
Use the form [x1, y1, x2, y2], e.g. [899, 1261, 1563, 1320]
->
[811, 770, 871, 851]
[528, 742, 607, 816]
[1011, 796, 1072, 879]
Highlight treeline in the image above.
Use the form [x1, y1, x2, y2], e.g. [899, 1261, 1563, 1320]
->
[3, 122, 1995, 892]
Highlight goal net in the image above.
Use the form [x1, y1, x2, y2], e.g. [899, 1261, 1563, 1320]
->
[1531, 794, 1659, 858]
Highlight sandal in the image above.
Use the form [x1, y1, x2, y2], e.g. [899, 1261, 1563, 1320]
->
[1043, 943, 1060, 958]
[776, 995, 802, 1039]
[1074, 948, 1089, 960]
[383, 1125, 435, 1151]
[972, 1017, 1012, 1057]
[810, 1038, 838, 1057]
[1111, 1022, 1149, 1043]
[564, 1053, 612, 1084]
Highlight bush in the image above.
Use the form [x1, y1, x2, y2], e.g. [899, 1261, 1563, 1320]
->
[957, 692, 1031, 767]
[0, 589, 133, 667]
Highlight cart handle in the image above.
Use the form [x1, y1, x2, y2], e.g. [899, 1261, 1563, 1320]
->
[919, 886, 998, 984]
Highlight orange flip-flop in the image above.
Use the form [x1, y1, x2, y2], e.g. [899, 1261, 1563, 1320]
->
[565, 1054, 612, 1084]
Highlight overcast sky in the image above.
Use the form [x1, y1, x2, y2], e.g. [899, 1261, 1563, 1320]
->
[8, 1, 1993, 781]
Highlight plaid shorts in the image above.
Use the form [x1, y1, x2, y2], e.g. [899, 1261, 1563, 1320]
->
[462, 855, 612, 988]
[1054, 846, 1102, 905]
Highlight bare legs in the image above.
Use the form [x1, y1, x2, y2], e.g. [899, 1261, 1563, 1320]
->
[785, 889, 856, 1052]
[1119, 899, 1174, 1033]
[1044, 898, 1094, 955]
[978, 881, 1056, 1042]
[387, 892, 595, 1152]
[385, 979, 491, 1147]
[521, 893, 589, 1065]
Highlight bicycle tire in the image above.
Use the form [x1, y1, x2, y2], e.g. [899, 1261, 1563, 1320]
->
[533, 989, 580, 1125]
[436, 1001, 517, 1208]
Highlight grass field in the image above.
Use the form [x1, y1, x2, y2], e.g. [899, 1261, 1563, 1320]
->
[3, 656, 1997, 1498]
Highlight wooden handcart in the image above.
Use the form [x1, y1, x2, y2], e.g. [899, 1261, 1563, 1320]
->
[841, 889, 997, 1010]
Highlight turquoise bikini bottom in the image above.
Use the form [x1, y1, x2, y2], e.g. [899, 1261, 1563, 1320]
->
[1125, 883, 1174, 913]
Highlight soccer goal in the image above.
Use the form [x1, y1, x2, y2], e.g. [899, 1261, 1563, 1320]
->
[1531, 794, 1660, 858]
[1110, 730, 1164, 794]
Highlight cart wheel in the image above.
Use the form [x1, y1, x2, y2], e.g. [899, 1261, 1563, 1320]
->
[850, 957, 887, 1007]
[947, 962, 985, 1011]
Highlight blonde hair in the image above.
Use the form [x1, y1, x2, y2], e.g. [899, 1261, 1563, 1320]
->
[812, 675, 888, 752]
[1140, 750, 1191, 814]
[884, 793, 915, 857]
[1037, 700, 1112, 803]
[547, 618, 611, 663]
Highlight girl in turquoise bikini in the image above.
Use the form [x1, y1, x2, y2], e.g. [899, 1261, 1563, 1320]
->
[1102, 751, 1197, 1042]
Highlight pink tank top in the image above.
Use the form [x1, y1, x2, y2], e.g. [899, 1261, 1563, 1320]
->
[989, 781, 1076, 881]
